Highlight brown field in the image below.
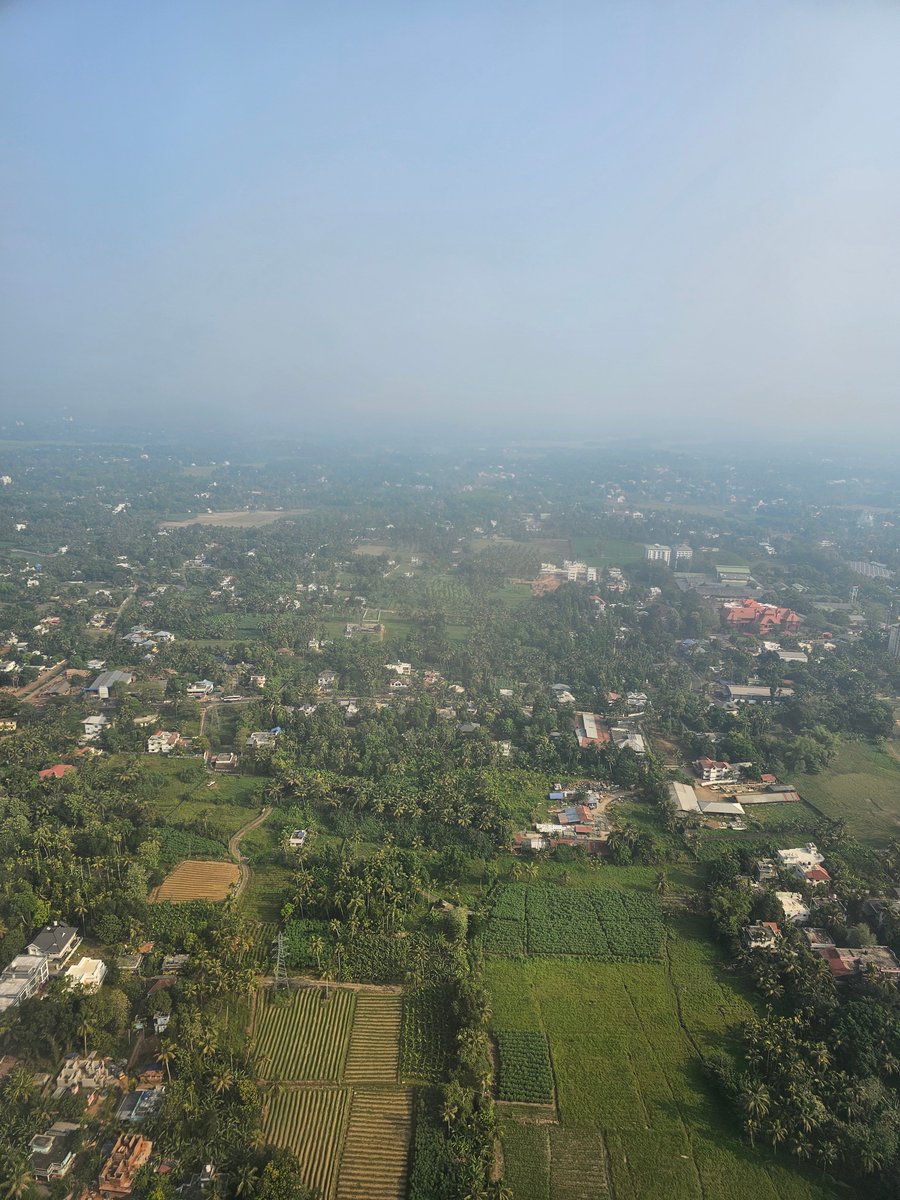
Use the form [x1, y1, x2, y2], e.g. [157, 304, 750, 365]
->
[352, 543, 393, 556]
[149, 859, 240, 902]
[160, 509, 309, 528]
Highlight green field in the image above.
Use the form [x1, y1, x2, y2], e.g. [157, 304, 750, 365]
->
[489, 871, 842, 1200]
[798, 740, 900, 846]
[142, 758, 264, 841]
[568, 536, 644, 567]
[256, 987, 356, 1081]
[485, 882, 664, 961]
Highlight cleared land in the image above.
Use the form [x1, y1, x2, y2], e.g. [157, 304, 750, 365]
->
[343, 993, 402, 1083]
[160, 509, 309, 527]
[798, 739, 900, 845]
[335, 1087, 412, 1200]
[490, 870, 840, 1200]
[149, 859, 240, 903]
[256, 987, 356, 1082]
[261, 1087, 350, 1200]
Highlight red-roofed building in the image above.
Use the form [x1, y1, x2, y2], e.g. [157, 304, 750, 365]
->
[38, 764, 75, 781]
[693, 757, 736, 783]
[804, 866, 831, 885]
[722, 599, 801, 636]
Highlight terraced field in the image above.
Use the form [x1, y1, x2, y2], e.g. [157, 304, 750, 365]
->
[256, 987, 356, 1081]
[343, 993, 402, 1083]
[336, 1087, 412, 1200]
[261, 1087, 350, 1200]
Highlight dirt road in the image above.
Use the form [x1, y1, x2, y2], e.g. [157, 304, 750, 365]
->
[229, 806, 272, 898]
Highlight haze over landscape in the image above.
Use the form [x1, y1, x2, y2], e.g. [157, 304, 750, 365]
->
[2, 0, 900, 438]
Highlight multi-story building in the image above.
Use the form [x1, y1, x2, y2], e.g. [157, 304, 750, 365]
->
[889, 623, 900, 659]
[643, 544, 672, 566]
[0, 953, 49, 1013]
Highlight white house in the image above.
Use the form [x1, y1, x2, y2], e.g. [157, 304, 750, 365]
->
[187, 680, 215, 698]
[777, 844, 824, 872]
[0, 954, 49, 1013]
[385, 661, 412, 676]
[81, 714, 109, 742]
[65, 957, 107, 993]
[693, 757, 736, 783]
[317, 670, 337, 690]
[247, 730, 278, 749]
[147, 730, 181, 754]
[288, 829, 308, 849]
[776, 891, 811, 924]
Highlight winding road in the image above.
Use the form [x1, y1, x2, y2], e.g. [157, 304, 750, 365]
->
[229, 806, 272, 898]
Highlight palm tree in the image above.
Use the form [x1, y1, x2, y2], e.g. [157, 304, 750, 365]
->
[309, 935, 325, 973]
[234, 1165, 258, 1197]
[740, 1082, 770, 1146]
[77, 1015, 95, 1058]
[0, 1154, 30, 1200]
[158, 1043, 175, 1082]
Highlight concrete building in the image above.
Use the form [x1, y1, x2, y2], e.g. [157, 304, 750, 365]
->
[889, 623, 900, 659]
[147, 730, 181, 754]
[643, 544, 672, 567]
[0, 954, 49, 1013]
[65, 957, 107, 993]
[29, 1122, 80, 1182]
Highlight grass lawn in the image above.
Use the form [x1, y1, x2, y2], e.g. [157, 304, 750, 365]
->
[568, 535, 644, 568]
[798, 739, 900, 846]
[489, 869, 843, 1200]
[143, 759, 264, 840]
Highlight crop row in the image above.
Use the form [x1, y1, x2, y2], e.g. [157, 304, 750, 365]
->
[496, 1029, 554, 1104]
[336, 1088, 413, 1200]
[484, 885, 663, 961]
[256, 987, 356, 1081]
[343, 993, 402, 1083]
[262, 1087, 350, 1200]
[400, 985, 451, 1083]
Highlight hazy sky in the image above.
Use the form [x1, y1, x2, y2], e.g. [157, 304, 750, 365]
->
[2, 1, 899, 439]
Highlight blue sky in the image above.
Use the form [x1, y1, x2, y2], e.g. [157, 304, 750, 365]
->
[2, 1, 899, 438]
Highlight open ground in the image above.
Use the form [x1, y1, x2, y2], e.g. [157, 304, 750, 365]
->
[159, 509, 309, 528]
[798, 739, 900, 846]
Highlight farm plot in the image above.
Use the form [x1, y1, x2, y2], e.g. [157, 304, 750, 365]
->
[149, 859, 240, 903]
[261, 1087, 350, 1200]
[400, 985, 451, 1083]
[336, 1087, 412, 1200]
[256, 987, 356, 1081]
[496, 1030, 554, 1104]
[549, 1127, 609, 1198]
[343, 993, 402, 1083]
[484, 885, 663, 962]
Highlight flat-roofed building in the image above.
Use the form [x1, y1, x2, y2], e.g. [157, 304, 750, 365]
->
[0, 953, 49, 1013]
